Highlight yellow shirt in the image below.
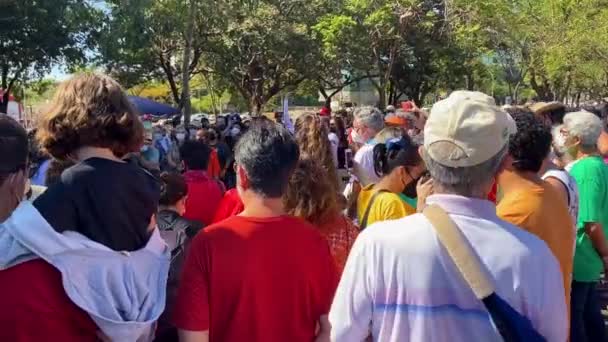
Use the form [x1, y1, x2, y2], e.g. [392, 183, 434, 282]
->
[497, 181, 574, 315]
[357, 185, 416, 228]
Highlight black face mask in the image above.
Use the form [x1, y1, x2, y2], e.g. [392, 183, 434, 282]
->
[402, 179, 418, 198]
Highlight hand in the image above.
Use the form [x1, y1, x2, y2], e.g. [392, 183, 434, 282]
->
[416, 177, 433, 213]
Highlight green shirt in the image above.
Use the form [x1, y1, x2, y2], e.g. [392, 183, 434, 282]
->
[570, 156, 608, 282]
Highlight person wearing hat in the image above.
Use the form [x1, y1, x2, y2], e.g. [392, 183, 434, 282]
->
[529, 101, 566, 126]
[330, 91, 566, 342]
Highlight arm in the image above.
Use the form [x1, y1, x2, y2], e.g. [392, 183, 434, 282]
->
[179, 330, 209, 342]
[544, 177, 569, 208]
[585, 222, 608, 264]
[315, 315, 331, 342]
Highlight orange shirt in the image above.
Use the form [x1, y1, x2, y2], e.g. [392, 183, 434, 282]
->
[317, 215, 359, 276]
[207, 149, 221, 179]
[497, 180, 574, 316]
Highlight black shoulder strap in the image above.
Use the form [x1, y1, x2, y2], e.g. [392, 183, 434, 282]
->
[360, 189, 389, 230]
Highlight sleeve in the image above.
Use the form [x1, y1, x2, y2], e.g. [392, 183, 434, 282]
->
[329, 233, 373, 341]
[380, 195, 408, 221]
[529, 244, 568, 342]
[576, 178, 603, 228]
[172, 234, 211, 331]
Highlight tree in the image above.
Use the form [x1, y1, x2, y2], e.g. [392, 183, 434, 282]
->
[99, 0, 214, 108]
[0, 0, 100, 113]
[200, 0, 328, 114]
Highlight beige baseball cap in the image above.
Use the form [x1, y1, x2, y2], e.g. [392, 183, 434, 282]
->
[424, 91, 516, 168]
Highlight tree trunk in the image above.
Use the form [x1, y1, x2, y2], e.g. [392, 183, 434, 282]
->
[181, 0, 196, 127]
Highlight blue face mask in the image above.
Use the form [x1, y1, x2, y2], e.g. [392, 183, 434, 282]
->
[141, 145, 149, 152]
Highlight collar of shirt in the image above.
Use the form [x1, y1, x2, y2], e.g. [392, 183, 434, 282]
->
[426, 194, 497, 220]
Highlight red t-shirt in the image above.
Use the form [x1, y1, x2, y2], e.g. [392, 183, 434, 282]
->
[173, 215, 339, 341]
[183, 170, 224, 226]
[0, 259, 98, 341]
[211, 189, 244, 224]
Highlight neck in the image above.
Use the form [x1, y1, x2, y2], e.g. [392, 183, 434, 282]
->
[576, 148, 598, 160]
[239, 191, 286, 218]
[498, 169, 541, 193]
[374, 175, 402, 194]
[74, 146, 122, 162]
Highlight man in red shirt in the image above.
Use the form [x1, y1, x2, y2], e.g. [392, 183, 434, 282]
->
[173, 119, 338, 342]
[180, 140, 224, 226]
[0, 115, 97, 340]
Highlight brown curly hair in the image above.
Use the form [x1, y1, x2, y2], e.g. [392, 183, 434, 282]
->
[284, 159, 339, 226]
[295, 113, 339, 192]
[36, 73, 144, 159]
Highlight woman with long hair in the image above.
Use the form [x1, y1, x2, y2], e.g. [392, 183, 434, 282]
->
[357, 134, 426, 229]
[295, 113, 340, 192]
[284, 159, 358, 275]
[0, 73, 168, 341]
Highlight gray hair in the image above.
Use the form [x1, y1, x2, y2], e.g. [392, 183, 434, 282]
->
[423, 145, 507, 197]
[563, 111, 602, 151]
[354, 106, 384, 132]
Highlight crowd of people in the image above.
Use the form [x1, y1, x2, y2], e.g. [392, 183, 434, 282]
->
[1, 72, 608, 342]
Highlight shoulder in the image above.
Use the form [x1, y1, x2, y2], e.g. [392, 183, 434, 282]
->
[497, 191, 541, 216]
[357, 213, 429, 249]
[354, 144, 374, 160]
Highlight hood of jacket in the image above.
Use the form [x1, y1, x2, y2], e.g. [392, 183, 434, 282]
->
[0, 201, 170, 341]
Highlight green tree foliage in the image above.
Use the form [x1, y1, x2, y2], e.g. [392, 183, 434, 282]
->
[0, 0, 101, 113]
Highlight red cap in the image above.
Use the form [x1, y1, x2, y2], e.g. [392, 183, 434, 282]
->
[319, 107, 331, 117]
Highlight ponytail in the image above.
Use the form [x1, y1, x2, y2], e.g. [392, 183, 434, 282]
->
[373, 143, 388, 177]
[373, 136, 422, 178]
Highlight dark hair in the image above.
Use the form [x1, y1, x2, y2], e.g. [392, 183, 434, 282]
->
[333, 116, 349, 148]
[180, 140, 211, 170]
[36, 73, 144, 159]
[373, 135, 421, 177]
[235, 119, 299, 197]
[0, 115, 28, 186]
[159, 172, 188, 206]
[508, 111, 552, 173]
[582, 102, 608, 121]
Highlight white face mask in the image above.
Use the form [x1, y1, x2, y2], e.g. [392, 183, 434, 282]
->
[231, 127, 241, 137]
[351, 129, 366, 145]
[176, 133, 186, 142]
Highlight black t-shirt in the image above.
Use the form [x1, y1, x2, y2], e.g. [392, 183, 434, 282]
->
[34, 157, 160, 251]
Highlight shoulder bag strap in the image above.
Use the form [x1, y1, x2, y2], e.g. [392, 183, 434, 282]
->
[360, 189, 389, 230]
[422, 204, 495, 300]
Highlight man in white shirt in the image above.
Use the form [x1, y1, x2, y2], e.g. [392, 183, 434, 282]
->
[330, 91, 567, 342]
[351, 106, 385, 186]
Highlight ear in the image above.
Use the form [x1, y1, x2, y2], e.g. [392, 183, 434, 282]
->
[418, 146, 425, 160]
[237, 165, 250, 191]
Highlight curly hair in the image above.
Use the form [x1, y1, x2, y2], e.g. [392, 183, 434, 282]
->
[295, 113, 339, 192]
[36, 73, 144, 159]
[508, 110, 552, 173]
[284, 159, 339, 226]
